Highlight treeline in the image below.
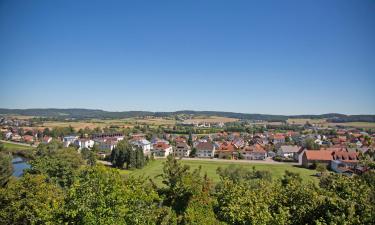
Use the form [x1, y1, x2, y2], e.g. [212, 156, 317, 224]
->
[1, 147, 375, 224]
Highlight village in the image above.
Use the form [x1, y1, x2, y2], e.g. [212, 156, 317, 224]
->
[1, 115, 374, 176]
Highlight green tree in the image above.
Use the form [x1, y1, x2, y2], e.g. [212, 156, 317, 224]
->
[304, 138, 320, 150]
[0, 152, 13, 187]
[188, 131, 193, 147]
[0, 174, 64, 225]
[62, 165, 161, 225]
[81, 148, 97, 166]
[135, 147, 145, 168]
[28, 148, 84, 188]
[189, 148, 197, 157]
[316, 163, 327, 175]
[159, 155, 217, 220]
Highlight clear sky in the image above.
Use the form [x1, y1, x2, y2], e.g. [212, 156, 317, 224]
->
[1, 0, 374, 115]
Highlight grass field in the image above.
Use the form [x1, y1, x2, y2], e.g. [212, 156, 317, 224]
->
[287, 118, 327, 125]
[329, 122, 375, 129]
[123, 117, 176, 126]
[184, 116, 238, 124]
[0, 141, 34, 150]
[119, 159, 318, 185]
[0, 141, 35, 159]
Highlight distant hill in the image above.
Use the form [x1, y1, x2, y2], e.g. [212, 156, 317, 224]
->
[0, 108, 374, 122]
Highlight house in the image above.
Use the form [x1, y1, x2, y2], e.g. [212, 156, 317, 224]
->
[75, 138, 94, 149]
[23, 135, 34, 143]
[130, 139, 152, 155]
[43, 136, 52, 144]
[97, 139, 118, 151]
[216, 141, 238, 159]
[331, 150, 359, 166]
[196, 141, 215, 158]
[92, 133, 124, 142]
[330, 160, 355, 176]
[301, 150, 333, 168]
[152, 142, 173, 157]
[330, 150, 359, 174]
[297, 147, 307, 165]
[174, 142, 191, 158]
[240, 144, 267, 160]
[271, 134, 285, 145]
[5, 131, 12, 140]
[130, 133, 146, 140]
[232, 138, 245, 149]
[174, 136, 187, 143]
[63, 135, 79, 147]
[277, 145, 300, 160]
[11, 134, 22, 142]
[151, 137, 169, 145]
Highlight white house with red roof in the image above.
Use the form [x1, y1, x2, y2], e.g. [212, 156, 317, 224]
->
[152, 142, 173, 157]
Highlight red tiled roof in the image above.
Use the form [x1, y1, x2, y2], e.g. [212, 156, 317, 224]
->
[332, 150, 358, 161]
[196, 141, 214, 151]
[304, 150, 333, 161]
[217, 142, 236, 151]
[153, 142, 171, 150]
[242, 144, 266, 153]
[43, 136, 51, 142]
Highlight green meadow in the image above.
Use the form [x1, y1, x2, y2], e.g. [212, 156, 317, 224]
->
[119, 159, 318, 185]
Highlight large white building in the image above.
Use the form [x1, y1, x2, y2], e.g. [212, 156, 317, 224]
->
[152, 142, 173, 157]
[130, 139, 152, 155]
[63, 135, 79, 147]
[196, 141, 215, 158]
[75, 138, 95, 150]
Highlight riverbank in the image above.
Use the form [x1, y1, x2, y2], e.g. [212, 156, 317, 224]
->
[1, 140, 36, 159]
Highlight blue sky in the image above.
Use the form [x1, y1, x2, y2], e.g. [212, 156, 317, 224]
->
[1, 0, 374, 115]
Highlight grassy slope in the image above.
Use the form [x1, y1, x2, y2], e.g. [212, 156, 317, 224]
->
[121, 159, 318, 185]
[1, 141, 34, 150]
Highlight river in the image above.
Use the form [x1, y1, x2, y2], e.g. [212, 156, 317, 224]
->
[12, 157, 31, 177]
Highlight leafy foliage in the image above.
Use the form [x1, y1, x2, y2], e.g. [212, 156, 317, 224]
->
[0, 174, 64, 225]
[28, 147, 84, 188]
[110, 140, 146, 169]
[0, 152, 13, 187]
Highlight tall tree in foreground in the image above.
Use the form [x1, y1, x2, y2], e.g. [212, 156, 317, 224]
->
[159, 155, 221, 224]
[28, 147, 84, 188]
[0, 174, 64, 225]
[0, 152, 13, 187]
[110, 140, 130, 169]
[62, 165, 163, 224]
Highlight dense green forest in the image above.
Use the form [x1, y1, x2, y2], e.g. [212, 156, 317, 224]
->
[0, 142, 374, 225]
[1, 108, 374, 122]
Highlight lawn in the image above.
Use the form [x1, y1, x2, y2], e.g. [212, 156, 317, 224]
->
[0, 141, 34, 150]
[120, 159, 318, 186]
[0, 141, 35, 159]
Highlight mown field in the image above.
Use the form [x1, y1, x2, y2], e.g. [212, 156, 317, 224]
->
[0, 141, 34, 150]
[184, 116, 238, 124]
[287, 118, 375, 129]
[329, 122, 375, 129]
[118, 159, 318, 185]
[287, 118, 327, 125]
